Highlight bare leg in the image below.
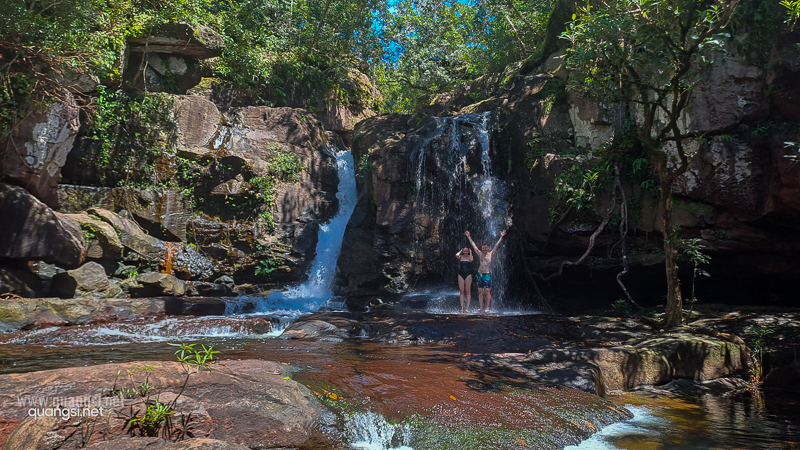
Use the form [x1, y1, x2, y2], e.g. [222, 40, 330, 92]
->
[458, 276, 466, 312]
[464, 275, 472, 312]
[485, 288, 492, 312]
[478, 288, 485, 312]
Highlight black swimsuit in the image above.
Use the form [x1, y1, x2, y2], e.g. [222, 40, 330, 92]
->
[458, 261, 472, 279]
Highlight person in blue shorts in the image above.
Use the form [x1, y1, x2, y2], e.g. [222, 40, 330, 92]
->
[465, 229, 506, 313]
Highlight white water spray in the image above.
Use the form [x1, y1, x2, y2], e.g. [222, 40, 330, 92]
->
[256, 149, 358, 312]
[346, 411, 414, 450]
[408, 112, 512, 305]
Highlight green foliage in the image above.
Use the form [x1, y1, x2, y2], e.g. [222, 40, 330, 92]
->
[249, 176, 276, 205]
[118, 343, 218, 437]
[254, 258, 280, 277]
[269, 149, 304, 182]
[356, 153, 372, 181]
[86, 87, 176, 186]
[0, 73, 36, 137]
[681, 237, 711, 312]
[524, 133, 547, 169]
[744, 324, 774, 384]
[612, 299, 634, 316]
[128, 399, 173, 437]
[374, 0, 556, 112]
[170, 342, 219, 374]
[554, 163, 609, 213]
[780, 0, 800, 31]
[112, 365, 156, 399]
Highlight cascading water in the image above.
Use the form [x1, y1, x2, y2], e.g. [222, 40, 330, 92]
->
[254, 149, 358, 312]
[409, 112, 511, 308]
[346, 411, 414, 450]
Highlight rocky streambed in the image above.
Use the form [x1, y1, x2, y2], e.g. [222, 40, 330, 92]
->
[1, 298, 799, 449]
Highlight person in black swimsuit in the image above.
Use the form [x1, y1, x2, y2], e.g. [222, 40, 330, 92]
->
[455, 247, 473, 313]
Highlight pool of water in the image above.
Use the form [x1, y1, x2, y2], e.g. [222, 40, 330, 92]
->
[1, 315, 799, 449]
[568, 392, 800, 450]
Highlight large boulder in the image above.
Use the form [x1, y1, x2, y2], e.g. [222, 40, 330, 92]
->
[65, 213, 124, 260]
[51, 262, 122, 298]
[0, 268, 38, 298]
[673, 136, 767, 218]
[588, 332, 748, 391]
[127, 24, 225, 59]
[0, 360, 327, 449]
[110, 187, 193, 242]
[89, 208, 214, 279]
[89, 208, 166, 261]
[0, 92, 80, 207]
[123, 24, 225, 94]
[336, 114, 415, 295]
[128, 272, 186, 297]
[685, 52, 769, 133]
[173, 95, 221, 159]
[0, 183, 85, 268]
[57, 185, 114, 213]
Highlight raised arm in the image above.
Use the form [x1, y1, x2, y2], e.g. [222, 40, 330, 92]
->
[465, 230, 480, 254]
[490, 230, 507, 257]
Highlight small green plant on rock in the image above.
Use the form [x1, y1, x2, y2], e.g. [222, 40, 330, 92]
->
[744, 325, 774, 386]
[612, 299, 634, 317]
[682, 237, 711, 318]
[269, 148, 304, 182]
[112, 365, 155, 399]
[255, 258, 280, 277]
[119, 343, 219, 438]
[356, 153, 372, 181]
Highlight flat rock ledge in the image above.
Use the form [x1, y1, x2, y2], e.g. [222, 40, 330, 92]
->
[0, 360, 332, 450]
[0, 297, 231, 332]
[0, 297, 165, 332]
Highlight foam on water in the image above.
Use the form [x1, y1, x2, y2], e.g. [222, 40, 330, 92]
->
[346, 411, 414, 450]
[564, 406, 662, 449]
[0, 316, 281, 346]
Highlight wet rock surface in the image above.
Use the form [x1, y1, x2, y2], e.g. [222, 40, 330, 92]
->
[279, 306, 768, 396]
[2, 301, 797, 449]
[0, 360, 324, 450]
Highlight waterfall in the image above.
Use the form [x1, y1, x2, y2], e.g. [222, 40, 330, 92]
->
[254, 149, 358, 312]
[409, 112, 511, 306]
[346, 411, 414, 450]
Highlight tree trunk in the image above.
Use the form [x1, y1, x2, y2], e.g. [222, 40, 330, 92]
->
[660, 180, 683, 327]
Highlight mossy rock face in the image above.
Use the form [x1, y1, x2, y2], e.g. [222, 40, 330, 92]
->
[65, 213, 124, 260]
[590, 331, 748, 391]
[127, 23, 225, 59]
[0, 299, 30, 332]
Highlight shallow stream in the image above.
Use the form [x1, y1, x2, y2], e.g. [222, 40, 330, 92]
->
[1, 312, 799, 449]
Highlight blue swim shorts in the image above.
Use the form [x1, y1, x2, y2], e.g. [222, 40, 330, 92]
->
[476, 273, 492, 289]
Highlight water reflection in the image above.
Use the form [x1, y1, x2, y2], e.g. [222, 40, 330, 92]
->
[568, 392, 800, 450]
